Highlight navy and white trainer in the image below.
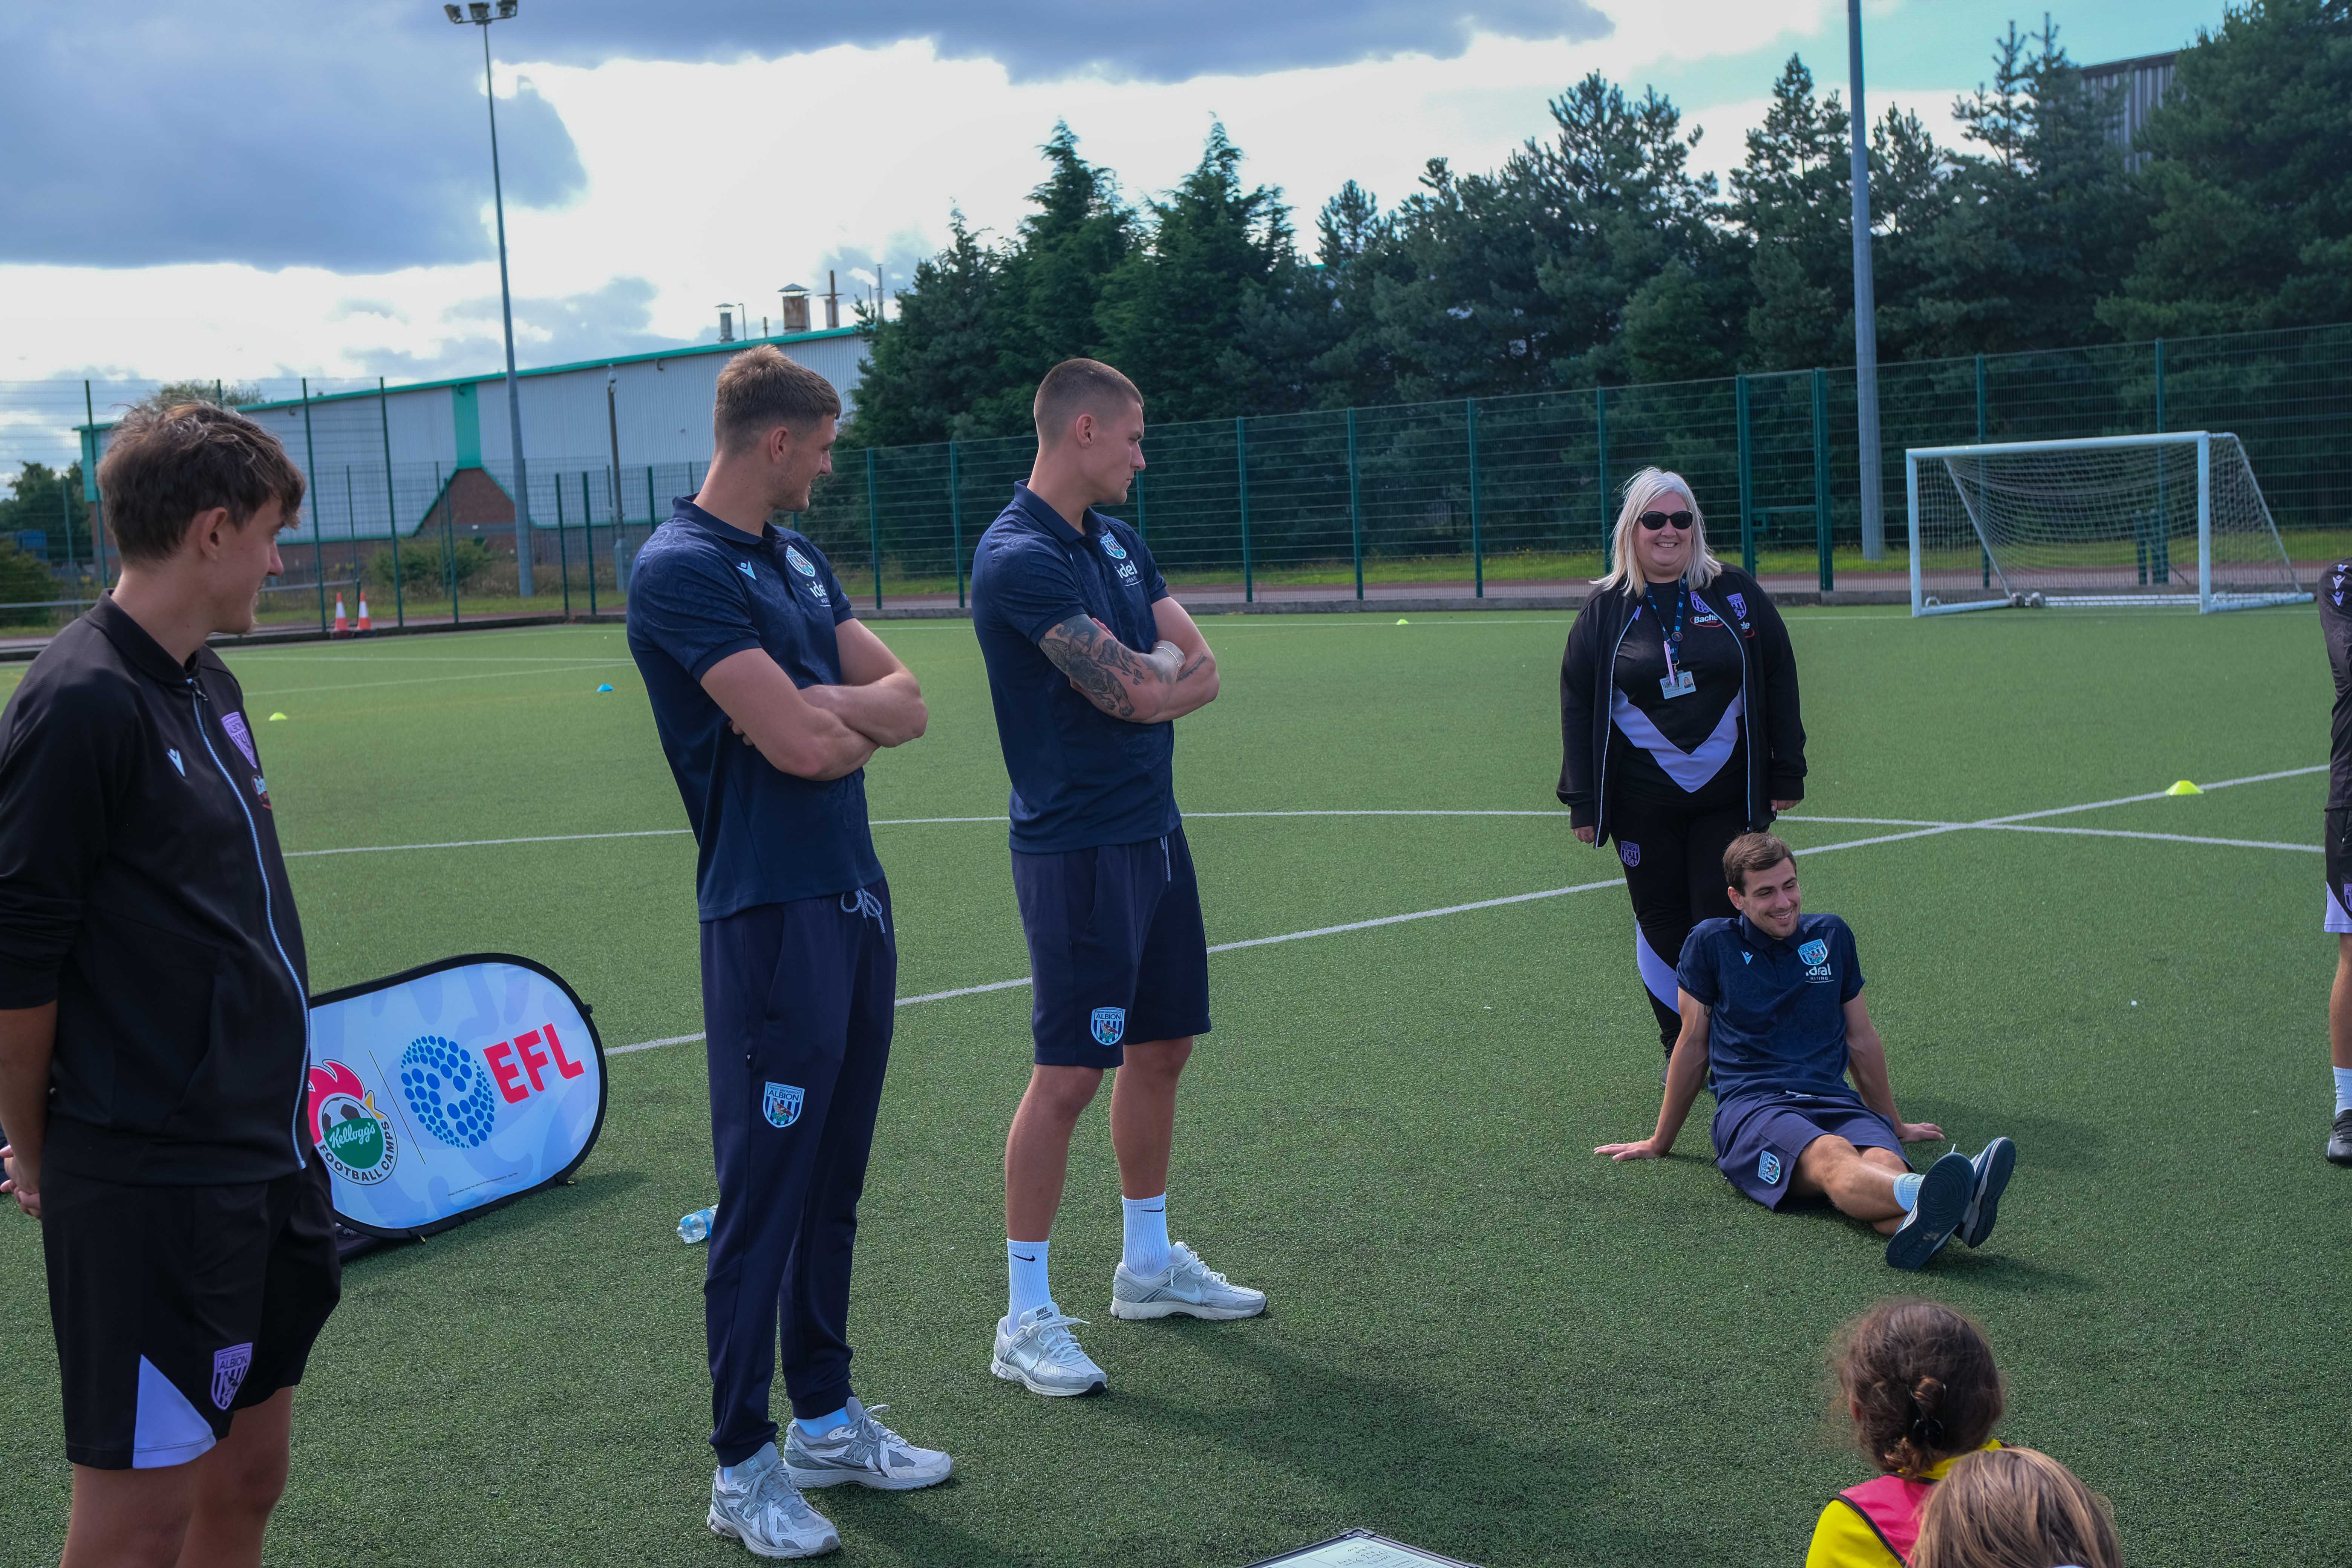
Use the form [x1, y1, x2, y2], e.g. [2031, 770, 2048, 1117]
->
[1110, 1242, 1268, 1320]
[783, 1398, 952, 1491]
[1959, 1136, 2017, 1248]
[708, 1442, 839, 1559]
[1885, 1151, 1974, 1271]
[991, 1303, 1107, 1396]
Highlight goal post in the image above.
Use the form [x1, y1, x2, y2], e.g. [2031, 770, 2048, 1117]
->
[1906, 431, 2311, 616]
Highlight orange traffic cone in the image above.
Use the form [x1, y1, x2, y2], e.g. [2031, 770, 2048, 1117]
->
[332, 594, 350, 637]
[355, 595, 373, 634]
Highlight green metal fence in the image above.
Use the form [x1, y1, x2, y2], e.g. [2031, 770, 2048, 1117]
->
[4, 320, 2349, 637]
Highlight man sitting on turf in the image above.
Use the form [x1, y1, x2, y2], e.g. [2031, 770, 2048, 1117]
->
[1595, 832, 2015, 1269]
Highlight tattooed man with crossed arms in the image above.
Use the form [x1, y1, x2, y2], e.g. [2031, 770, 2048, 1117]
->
[969, 358, 1265, 1398]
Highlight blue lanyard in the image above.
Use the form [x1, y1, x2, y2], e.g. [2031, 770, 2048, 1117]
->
[1645, 583, 1686, 670]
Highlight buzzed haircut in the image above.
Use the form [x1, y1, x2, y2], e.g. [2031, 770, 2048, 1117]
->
[1033, 358, 1142, 443]
[97, 403, 307, 565]
[713, 345, 842, 453]
[1724, 831, 1795, 893]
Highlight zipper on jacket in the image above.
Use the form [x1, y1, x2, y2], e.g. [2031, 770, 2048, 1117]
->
[1691, 585, 1757, 827]
[188, 677, 311, 1169]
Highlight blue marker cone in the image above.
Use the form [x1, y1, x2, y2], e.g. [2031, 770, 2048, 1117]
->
[596, 683, 614, 693]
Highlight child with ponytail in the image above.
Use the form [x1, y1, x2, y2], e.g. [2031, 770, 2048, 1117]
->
[1805, 1300, 2008, 1567]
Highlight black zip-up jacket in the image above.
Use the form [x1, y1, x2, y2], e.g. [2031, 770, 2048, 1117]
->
[0, 598, 311, 1185]
[1556, 568, 1807, 848]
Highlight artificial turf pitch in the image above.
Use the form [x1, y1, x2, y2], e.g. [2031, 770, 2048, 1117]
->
[0, 605, 2338, 1567]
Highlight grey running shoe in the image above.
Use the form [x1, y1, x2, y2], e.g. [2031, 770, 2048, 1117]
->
[708, 1442, 839, 1559]
[1885, 1151, 1974, 1271]
[991, 1303, 1106, 1396]
[1959, 1136, 2017, 1248]
[2329, 1109, 2352, 1167]
[1110, 1242, 1268, 1321]
[784, 1398, 952, 1491]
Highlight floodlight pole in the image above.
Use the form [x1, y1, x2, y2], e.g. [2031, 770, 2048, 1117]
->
[454, 3, 535, 596]
[1848, 0, 1885, 561]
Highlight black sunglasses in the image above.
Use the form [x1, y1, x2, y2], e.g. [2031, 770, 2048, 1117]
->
[1637, 509, 1695, 531]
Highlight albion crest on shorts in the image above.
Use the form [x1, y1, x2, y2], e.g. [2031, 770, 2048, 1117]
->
[762, 1081, 804, 1129]
[1619, 841, 1641, 867]
[1090, 1007, 1126, 1047]
[1757, 1151, 1783, 1186]
[211, 1343, 254, 1410]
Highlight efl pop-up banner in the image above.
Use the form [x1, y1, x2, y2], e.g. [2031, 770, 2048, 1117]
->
[305, 954, 607, 1240]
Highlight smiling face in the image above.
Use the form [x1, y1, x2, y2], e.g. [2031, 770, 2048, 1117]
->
[1728, 854, 1802, 941]
[1634, 486, 1695, 586]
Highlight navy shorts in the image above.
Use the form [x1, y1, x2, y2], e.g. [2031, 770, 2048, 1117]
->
[1011, 824, 1211, 1067]
[1711, 1090, 1906, 1210]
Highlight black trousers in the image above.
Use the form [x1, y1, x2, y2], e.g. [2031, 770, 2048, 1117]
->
[1610, 791, 1748, 1052]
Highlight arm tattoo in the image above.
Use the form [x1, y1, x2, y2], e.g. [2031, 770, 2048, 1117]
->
[1039, 614, 1168, 720]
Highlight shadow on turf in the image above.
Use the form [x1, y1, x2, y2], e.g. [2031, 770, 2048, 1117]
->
[334, 1167, 649, 1279]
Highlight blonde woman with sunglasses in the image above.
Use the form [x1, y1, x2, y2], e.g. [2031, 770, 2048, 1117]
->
[1556, 467, 1809, 1070]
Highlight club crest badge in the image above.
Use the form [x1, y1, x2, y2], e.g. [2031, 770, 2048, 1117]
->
[220, 710, 259, 767]
[1090, 1007, 1126, 1047]
[763, 1082, 804, 1129]
[211, 1343, 253, 1410]
[1757, 1151, 1782, 1186]
[1099, 534, 1129, 560]
[1618, 841, 1641, 867]
[1728, 591, 1748, 620]
[784, 544, 819, 578]
[1798, 939, 1829, 965]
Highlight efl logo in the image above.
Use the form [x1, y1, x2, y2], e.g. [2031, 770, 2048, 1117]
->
[484, 1024, 588, 1105]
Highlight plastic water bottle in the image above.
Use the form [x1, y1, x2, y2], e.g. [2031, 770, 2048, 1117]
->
[678, 1204, 718, 1244]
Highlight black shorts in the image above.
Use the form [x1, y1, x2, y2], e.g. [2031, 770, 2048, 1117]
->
[1011, 824, 1211, 1067]
[2327, 808, 2352, 934]
[41, 1159, 340, 1469]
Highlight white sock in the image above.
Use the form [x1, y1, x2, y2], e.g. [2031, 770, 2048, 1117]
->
[1007, 1238, 1052, 1321]
[2335, 1065, 2352, 1115]
[1892, 1172, 1925, 1212]
[1122, 1193, 1171, 1277]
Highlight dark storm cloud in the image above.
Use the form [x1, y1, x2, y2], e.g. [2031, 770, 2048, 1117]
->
[2, 2, 1607, 272]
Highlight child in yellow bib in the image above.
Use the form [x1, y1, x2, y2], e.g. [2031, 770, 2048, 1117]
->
[1805, 1300, 2005, 1567]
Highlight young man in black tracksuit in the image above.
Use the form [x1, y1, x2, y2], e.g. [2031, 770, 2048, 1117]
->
[1558, 468, 1808, 1064]
[0, 404, 336, 1568]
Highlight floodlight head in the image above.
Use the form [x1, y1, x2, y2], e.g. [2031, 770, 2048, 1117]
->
[443, 3, 462, 20]
[468, 2, 491, 21]
[496, 0, 518, 17]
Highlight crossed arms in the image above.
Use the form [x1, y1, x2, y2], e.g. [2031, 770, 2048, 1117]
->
[1038, 598, 1219, 724]
[700, 618, 927, 781]
[1594, 989, 1941, 1161]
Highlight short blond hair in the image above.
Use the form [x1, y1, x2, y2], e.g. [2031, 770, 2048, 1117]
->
[1912, 1447, 2122, 1568]
[713, 345, 840, 453]
[1034, 358, 1142, 444]
[1592, 466, 1723, 597]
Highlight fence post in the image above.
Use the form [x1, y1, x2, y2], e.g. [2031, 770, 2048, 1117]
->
[948, 439, 965, 609]
[1134, 469, 1147, 541]
[554, 471, 571, 616]
[1976, 353, 1991, 587]
[1346, 406, 1364, 600]
[344, 468, 360, 616]
[1467, 398, 1484, 599]
[646, 465, 657, 531]
[866, 448, 883, 611]
[1734, 374, 1756, 576]
[1596, 385, 1611, 573]
[59, 459, 77, 596]
[84, 380, 109, 590]
[582, 472, 598, 616]
[439, 462, 460, 626]
[378, 377, 405, 628]
[1236, 417, 1253, 604]
[300, 378, 328, 631]
[1812, 368, 1833, 593]
[2153, 338, 2170, 585]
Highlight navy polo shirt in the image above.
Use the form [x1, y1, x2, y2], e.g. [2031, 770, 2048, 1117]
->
[626, 498, 881, 919]
[970, 482, 1178, 854]
[1676, 912, 1866, 1101]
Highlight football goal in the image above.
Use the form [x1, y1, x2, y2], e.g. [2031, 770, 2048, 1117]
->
[1906, 432, 2309, 615]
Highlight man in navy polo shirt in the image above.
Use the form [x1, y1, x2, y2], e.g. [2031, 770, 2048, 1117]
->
[628, 346, 950, 1559]
[1596, 832, 2019, 1270]
[970, 358, 1263, 1399]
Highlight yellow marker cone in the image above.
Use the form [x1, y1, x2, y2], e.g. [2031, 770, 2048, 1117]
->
[268, 712, 288, 721]
[1396, 618, 1409, 625]
[2164, 779, 2203, 796]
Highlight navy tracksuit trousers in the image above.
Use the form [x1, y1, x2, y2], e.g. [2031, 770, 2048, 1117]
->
[700, 880, 895, 1467]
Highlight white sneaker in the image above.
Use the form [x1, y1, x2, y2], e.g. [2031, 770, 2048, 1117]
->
[1110, 1242, 1268, 1320]
[783, 1397, 952, 1491]
[708, 1442, 840, 1559]
[991, 1303, 1107, 1396]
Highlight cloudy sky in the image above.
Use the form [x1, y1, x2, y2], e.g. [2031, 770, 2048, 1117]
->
[2, 0, 2219, 392]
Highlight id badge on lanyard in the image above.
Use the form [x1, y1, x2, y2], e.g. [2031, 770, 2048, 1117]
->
[1653, 588, 1696, 699]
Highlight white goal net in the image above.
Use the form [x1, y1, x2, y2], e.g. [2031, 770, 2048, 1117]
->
[1907, 432, 2308, 614]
